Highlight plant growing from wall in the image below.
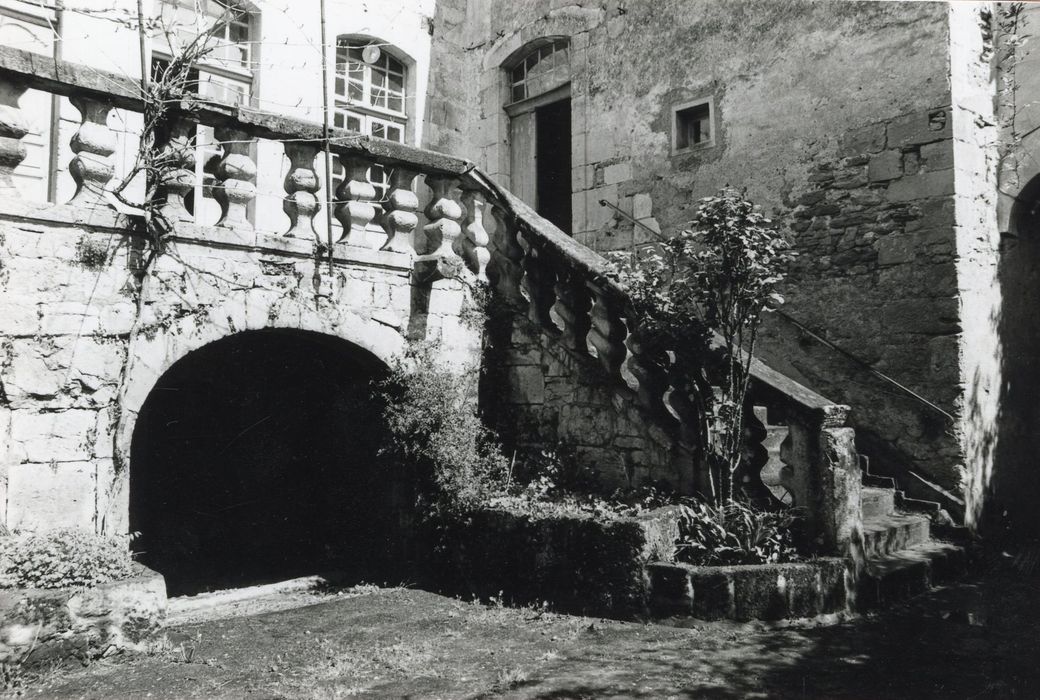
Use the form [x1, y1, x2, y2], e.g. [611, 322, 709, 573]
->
[373, 343, 509, 516]
[608, 188, 795, 504]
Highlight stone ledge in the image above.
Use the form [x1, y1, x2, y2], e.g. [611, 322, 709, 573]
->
[648, 558, 849, 622]
[0, 563, 167, 666]
[0, 197, 412, 272]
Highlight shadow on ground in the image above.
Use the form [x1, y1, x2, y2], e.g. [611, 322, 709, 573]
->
[14, 561, 1040, 699]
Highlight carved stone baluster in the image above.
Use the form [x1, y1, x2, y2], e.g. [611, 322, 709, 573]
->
[381, 167, 418, 254]
[778, 423, 807, 510]
[0, 79, 29, 196]
[488, 204, 526, 307]
[459, 185, 491, 282]
[625, 331, 672, 419]
[666, 380, 705, 449]
[553, 265, 592, 355]
[333, 156, 377, 245]
[213, 127, 256, 230]
[587, 282, 627, 382]
[155, 117, 196, 222]
[520, 234, 559, 333]
[738, 404, 777, 505]
[282, 141, 321, 239]
[68, 96, 117, 206]
[423, 175, 465, 278]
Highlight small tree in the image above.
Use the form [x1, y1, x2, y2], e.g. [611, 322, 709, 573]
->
[609, 189, 795, 504]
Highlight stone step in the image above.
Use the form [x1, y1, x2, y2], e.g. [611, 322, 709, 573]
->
[856, 541, 968, 610]
[861, 486, 896, 519]
[861, 512, 931, 558]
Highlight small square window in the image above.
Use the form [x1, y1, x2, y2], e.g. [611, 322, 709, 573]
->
[673, 98, 714, 153]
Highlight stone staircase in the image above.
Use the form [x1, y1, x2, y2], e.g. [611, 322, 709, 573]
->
[762, 420, 969, 611]
[855, 462, 970, 609]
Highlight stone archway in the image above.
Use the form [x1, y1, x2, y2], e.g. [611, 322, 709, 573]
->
[992, 174, 1040, 540]
[128, 328, 408, 595]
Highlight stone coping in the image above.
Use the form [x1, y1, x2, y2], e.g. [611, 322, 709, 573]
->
[0, 196, 412, 271]
[648, 558, 849, 622]
[0, 563, 167, 665]
[0, 45, 472, 177]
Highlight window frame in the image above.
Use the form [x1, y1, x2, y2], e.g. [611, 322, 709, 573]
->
[671, 97, 716, 155]
[334, 39, 408, 121]
[507, 38, 570, 105]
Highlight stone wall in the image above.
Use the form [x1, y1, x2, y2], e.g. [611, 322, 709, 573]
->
[483, 311, 694, 493]
[443, 0, 973, 499]
[0, 199, 481, 534]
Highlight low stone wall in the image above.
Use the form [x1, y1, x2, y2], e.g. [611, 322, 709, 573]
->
[648, 559, 848, 622]
[0, 564, 166, 665]
[426, 506, 681, 619]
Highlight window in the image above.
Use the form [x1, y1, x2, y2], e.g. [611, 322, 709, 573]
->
[509, 39, 569, 103]
[153, 0, 257, 225]
[332, 39, 409, 215]
[672, 98, 715, 153]
[0, 1, 57, 201]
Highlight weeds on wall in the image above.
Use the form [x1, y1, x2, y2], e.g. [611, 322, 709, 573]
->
[372, 343, 508, 517]
[0, 529, 136, 589]
[607, 188, 795, 505]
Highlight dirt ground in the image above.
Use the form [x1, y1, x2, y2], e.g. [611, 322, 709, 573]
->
[8, 561, 1040, 699]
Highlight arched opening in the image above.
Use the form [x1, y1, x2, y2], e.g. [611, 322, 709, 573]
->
[129, 329, 408, 596]
[503, 37, 572, 233]
[994, 175, 1040, 540]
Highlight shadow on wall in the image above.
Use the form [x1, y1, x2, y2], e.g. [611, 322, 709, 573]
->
[128, 329, 410, 596]
[982, 174, 1040, 541]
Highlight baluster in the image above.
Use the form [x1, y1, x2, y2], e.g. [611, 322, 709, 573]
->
[488, 204, 526, 307]
[282, 141, 321, 239]
[68, 96, 116, 206]
[423, 174, 464, 279]
[553, 265, 592, 355]
[213, 126, 256, 229]
[778, 424, 807, 510]
[333, 155, 377, 245]
[625, 331, 672, 419]
[380, 167, 418, 254]
[587, 283, 627, 382]
[520, 234, 559, 333]
[665, 380, 704, 449]
[738, 404, 777, 505]
[155, 116, 196, 222]
[460, 185, 491, 282]
[0, 79, 28, 196]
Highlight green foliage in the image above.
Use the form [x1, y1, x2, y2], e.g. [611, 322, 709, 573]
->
[674, 500, 801, 566]
[0, 529, 136, 589]
[75, 236, 109, 269]
[607, 188, 795, 503]
[375, 344, 508, 515]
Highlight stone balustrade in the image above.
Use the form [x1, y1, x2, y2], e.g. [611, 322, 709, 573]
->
[0, 45, 861, 555]
[0, 46, 486, 280]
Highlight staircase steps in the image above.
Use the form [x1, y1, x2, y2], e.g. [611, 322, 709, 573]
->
[860, 486, 895, 519]
[857, 541, 968, 609]
[855, 474, 970, 611]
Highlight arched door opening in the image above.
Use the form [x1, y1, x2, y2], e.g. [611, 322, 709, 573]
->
[995, 175, 1040, 540]
[130, 329, 407, 596]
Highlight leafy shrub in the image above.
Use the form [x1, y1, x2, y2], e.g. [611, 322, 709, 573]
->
[607, 189, 795, 503]
[674, 500, 801, 566]
[0, 529, 136, 589]
[375, 344, 508, 515]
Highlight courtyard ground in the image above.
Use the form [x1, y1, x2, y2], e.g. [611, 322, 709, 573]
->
[8, 559, 1040, 699]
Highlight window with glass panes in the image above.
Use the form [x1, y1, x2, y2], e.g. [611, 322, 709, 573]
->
[154, 0, 256, 225]
[332, 40, 408, 215]
[509, 39, 569, 103]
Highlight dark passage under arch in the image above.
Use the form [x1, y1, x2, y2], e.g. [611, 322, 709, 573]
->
[130, 329, 407, 596]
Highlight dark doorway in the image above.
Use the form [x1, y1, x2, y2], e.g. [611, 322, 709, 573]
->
[535, 98, 572, 233]
[994, 176, 1040, 541]
[129, 329, 408, 596]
